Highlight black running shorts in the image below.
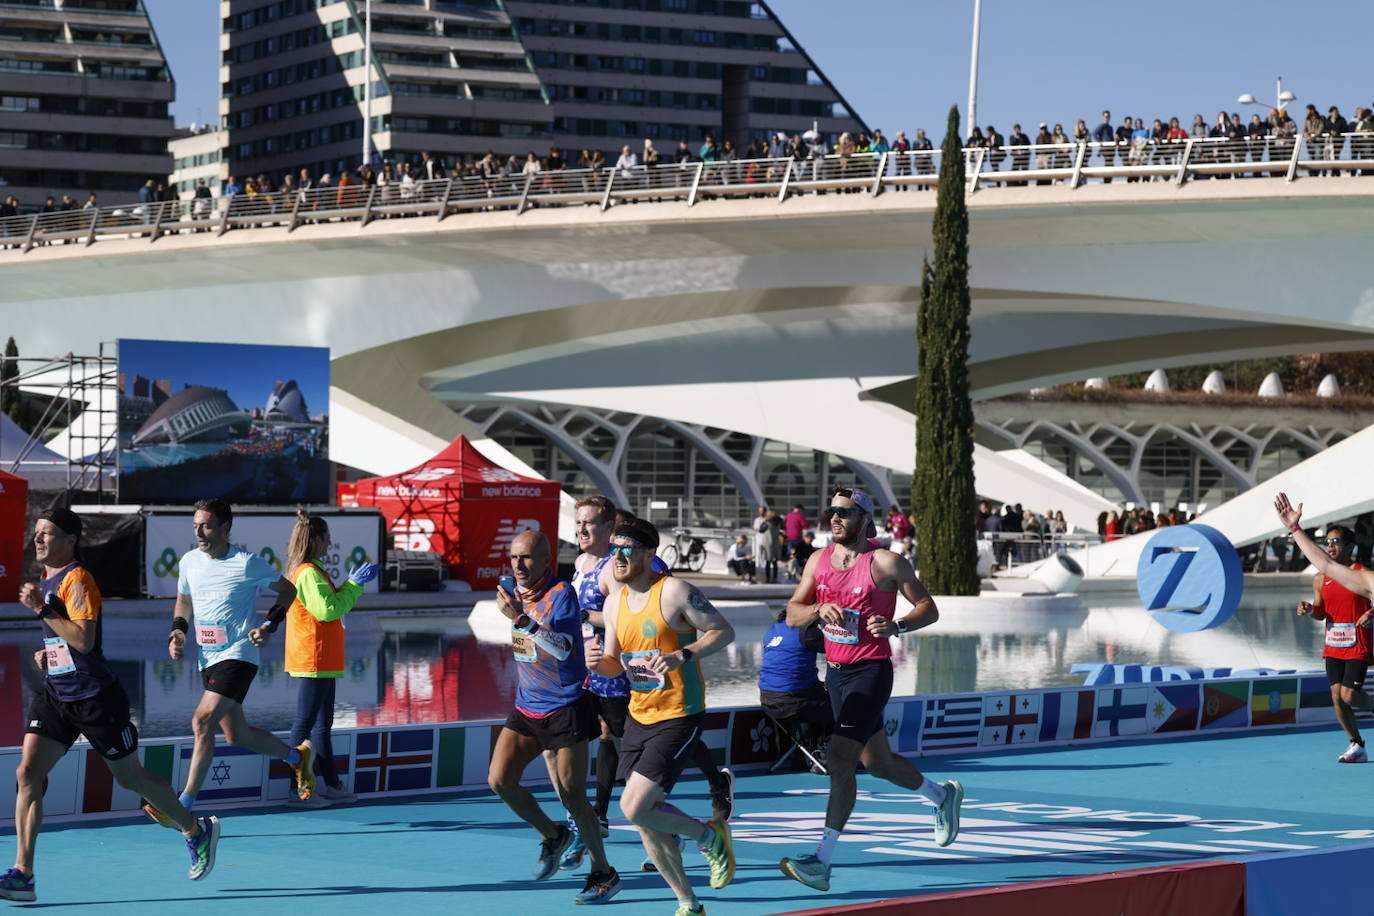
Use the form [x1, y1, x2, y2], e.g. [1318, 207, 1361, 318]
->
[26, 681, 139, 761]
[504, 692, 598, 752]
[201, 659, 259, 705]
[616, 713, 703, 792]
[826, 657, 894, 745]
[1326, 656, 1370, 690]
[591, 693, 629, 739]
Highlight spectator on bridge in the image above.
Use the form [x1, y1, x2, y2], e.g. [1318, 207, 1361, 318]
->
[1356, 109, 1374, 174]
[420, 151, 443, 181]
[224, 175, 242, 197]
[891, 130, 911, 185]
[1304, 105, 1326, 175]
[985, 125, 1005, 181]
[1325, 106, 1349, 169]
[1033, 124, 1053, 182]
[1073, 118, 1090, 151]
[547, 146, 567, 172]
[192, 179, 212, 219]
[1272, 109, 1297, 174]
[726, 536, 755, 583]
[967, 125, 986, 157]
[614, 145, 639, 181]
[1226, 113, 1247, 175]
[700, 133, 720, 163]
[836, 131, 856, 184]
[913, 128, 935, 186]
[1050, 511, 1068, 535]
[642, 138, 659, 169]
[84, 192, 98, 209]
[976, 499, 993, 532]
[1115, 115, 1134, 178]
[870, 129, 890, 155]
[1127, 118, 1150, 180]
[521, 151, 542, 178]
[1247, 114, 1268, 174]
[1050, 124, 1071, 174]
[137, 180, 155, 225]
[855, 132, 872, 154]
[1094, 111, 1115, 181]
[1105, 510, 1123, 541]
[1008, 124, 1030, 183]
[719, 138, 739, 184]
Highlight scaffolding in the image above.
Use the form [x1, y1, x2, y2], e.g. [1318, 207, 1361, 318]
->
[0, 343, 118, 499]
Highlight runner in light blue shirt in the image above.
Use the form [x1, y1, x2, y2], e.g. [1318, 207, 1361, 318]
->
[143, 499, 319, 830]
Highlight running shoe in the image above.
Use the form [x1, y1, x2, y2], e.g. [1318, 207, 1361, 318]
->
[573, 867, 623, 905]
[710, 767, 735, 823]
[186, 815, 221, 881]
[700, 818, 735, 889]
[640, 834, 688, 871]
[290, 743, 317, 800]
[673, 904, 705, 916]
[779, 853, 830, 892]
[598, 816, 609, 838]
[1338, 742, 1368, 763]
[320, 783, 357, 803]
[0, 868, 35, 902]
[533, 825, 573, 881]
[560, 829, 587, 870]
[286, 793, 333, 809]
[143, 802, 178, 829]
[932, 779, 964, 847]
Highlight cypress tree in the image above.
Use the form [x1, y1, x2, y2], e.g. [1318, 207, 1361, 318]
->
[912, 106, 979, 595]
[0, 337, 18, 427]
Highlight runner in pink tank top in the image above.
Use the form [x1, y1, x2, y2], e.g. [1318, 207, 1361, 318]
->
[777, 486, 964, 894]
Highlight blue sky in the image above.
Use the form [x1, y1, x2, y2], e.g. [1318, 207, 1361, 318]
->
[119, 338, 330, 415]
[149, 0, 1374, 140]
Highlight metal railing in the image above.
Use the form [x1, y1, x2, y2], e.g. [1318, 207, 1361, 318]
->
[5, 132, 1374, 252]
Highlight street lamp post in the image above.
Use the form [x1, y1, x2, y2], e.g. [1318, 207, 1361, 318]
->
[362, 0, 373, 167]
[967, 0, 982, 133]
[1238, 76, 1297, 115]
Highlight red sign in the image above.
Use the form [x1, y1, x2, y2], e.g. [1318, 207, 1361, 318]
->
[0, 469, 27, 603]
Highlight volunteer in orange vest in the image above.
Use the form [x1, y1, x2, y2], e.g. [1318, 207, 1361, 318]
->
[271, 510, 379, 804]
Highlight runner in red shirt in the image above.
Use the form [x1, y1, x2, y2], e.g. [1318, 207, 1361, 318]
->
[1297, 523, 1374, 762]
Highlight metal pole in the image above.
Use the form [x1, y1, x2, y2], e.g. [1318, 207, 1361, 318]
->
[362, 0, 373, 167]
[967, 0, 982, 133]
[1275, 75, 1282, 114]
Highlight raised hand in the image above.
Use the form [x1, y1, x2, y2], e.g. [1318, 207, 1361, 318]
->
[1274, 492, 1303, 530]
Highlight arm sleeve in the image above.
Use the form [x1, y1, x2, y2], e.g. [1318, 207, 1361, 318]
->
[295, 564, 363, 623]
[59, 570, 101, 621]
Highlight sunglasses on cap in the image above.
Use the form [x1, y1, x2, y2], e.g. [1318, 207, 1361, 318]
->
[823, 506, 864, 520]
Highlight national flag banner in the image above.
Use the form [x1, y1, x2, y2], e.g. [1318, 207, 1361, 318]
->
[355, 728, 435, 794]
[1250, 678, 1298, 727]
[178, 744, 266, 803]
[1200, 680, 1250, 729]
[1298, 675, 1336, 724]
[980, 693, 1042, 746]
[1038, 689, 1095, 743]
[883, 698, 923, 753]
[267, 734, 353, 799]
[702, 710, 730, 767]
[920, 695, 983, 751]
[729, 708, 781, 766]
[435, 726, 465, 787]
[80, 747, 145, 813]
[1146, 684, 1200, 733]
[1094, 687, 1149, 737]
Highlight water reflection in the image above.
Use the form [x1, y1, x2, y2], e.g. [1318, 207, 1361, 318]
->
[0, 589, 1317, 743]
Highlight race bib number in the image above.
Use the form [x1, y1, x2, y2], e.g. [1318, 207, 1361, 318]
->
[196, 625, 229, 647]
[512, 629, 537, 663]
[622, 649, 666, 691]
[822, 609, 862, 645]
[1326, 623, 1357, 649]
[44, 636, 76, 676]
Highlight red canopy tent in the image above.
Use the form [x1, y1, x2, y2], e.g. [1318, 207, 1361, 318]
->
[353, 436, 560, 589]
[0, 468, 27, 603]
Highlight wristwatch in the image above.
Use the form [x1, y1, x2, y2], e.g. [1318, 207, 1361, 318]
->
[680, 647, 695, 663]
[895, 618, 911, 635]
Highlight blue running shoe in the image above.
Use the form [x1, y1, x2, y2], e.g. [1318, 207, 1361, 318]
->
[573, 867, 623, 905]
[640, 834, 688, 871]
[0, 868, 35, 902]
[533, 825, 573, 881]
[560, 829, 587, 870]
[186, 815, 220, 881]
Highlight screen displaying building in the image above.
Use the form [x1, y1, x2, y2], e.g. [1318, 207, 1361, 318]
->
[116, 338, 330, 503]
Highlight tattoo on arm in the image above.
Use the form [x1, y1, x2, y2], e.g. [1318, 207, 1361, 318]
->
[686, 584, 719, 617]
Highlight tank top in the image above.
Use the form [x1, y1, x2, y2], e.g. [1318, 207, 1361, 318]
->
[1320, 563, 1373, 661]
[615, 573, 704, 724]
[814, 544, 897, 665]
[758, 620, 821, 692]
[573, 552, 630, 698]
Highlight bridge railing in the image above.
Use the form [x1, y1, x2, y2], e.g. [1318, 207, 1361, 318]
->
[5, 132, 1374, 252]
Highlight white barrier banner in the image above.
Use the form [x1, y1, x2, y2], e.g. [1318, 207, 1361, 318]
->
[145, 511, 382, 598]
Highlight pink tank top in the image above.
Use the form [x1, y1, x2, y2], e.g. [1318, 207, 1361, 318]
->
[814, 544, 898, 664]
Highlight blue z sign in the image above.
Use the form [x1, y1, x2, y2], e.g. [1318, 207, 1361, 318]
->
[1135, 524, 1244, 632]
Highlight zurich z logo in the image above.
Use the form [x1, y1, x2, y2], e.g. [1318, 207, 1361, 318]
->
[1135, 524, 1243, 632]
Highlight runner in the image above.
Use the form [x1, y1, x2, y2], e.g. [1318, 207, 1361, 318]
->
[144, 498, 316, 827]
[488, 529, 622, 905]
[778, 486, 962, 893]
[2, 508, 219, 903]
[585, 517, 736, 916]
[276, 510, 380, 804]
[1275, 499, 1374, 761]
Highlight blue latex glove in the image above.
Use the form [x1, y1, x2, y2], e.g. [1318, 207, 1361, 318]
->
[347, 562, 380, 585]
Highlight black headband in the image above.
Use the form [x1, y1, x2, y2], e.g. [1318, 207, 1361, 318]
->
[613, 525, 648, 546]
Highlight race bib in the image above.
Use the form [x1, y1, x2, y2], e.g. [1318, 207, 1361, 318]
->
[512, 628, 536, 663]
[196, 625, 229, 647]
[822, 609, 862, 645]
[44, 636, 76, 676]
[1326, 623, 1357, 649]
[622, 649, 666, 691]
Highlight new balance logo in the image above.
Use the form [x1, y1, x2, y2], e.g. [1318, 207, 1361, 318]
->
[402, 468, 454, 482]
[487, 519, 541, 559]
[391, 518, 437, 551]
[478, 468, 520, 482]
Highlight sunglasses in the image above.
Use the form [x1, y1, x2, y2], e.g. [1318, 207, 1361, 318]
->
[1317, 538, 1348, 546]
[823, 506, 863, 520]
[609, 544, 642, 558]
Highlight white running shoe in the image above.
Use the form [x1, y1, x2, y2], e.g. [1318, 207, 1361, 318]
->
[286, 793, 333, 809]
[779, 853, 830, 892]
[1338, 742, 1368, 763]
[932, 780, 963, 847]
[320, 783, 357, 803]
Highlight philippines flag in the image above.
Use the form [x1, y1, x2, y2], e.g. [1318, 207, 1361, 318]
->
[1037, 689, 1095, 743]
[1093, 687, 1149, 738]
[354, 729, 435, 793]
[920, 696, 983, 750]
[1146, 684, 1200, 733]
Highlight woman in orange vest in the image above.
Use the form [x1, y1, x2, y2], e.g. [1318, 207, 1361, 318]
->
[275, 510, 379, 805]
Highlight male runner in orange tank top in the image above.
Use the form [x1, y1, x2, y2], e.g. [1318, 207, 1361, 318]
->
[778, 487, 961, 893]
[585, 518, 735, 916]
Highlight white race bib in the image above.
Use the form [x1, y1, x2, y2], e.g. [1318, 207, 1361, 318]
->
[196, 625, 229, 647]
[622, 649, 666, 691]
[1326, 623, 1357, 649]
[822, 609, 862, 645]
[512, 628, 536, 663]
[44, 636, 75, 676]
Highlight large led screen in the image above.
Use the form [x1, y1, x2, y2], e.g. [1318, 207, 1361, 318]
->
[117, 338, 330, 503]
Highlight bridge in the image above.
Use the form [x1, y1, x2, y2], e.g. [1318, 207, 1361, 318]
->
[7, 144, 1374, 532]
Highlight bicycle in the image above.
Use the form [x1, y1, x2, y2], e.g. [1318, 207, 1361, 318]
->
[660, 528, 707, 572]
